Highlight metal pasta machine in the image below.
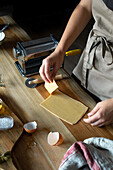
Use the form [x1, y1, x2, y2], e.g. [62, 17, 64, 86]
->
[13, 35, 58, 76]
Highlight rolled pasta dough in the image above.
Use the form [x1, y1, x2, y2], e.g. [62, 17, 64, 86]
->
[40, 90, 88, 125]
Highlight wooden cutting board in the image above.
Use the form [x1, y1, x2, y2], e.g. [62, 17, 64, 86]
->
[0, 101, 23, 170]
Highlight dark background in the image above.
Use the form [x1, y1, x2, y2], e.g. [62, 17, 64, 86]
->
[0, 0, 80, 37]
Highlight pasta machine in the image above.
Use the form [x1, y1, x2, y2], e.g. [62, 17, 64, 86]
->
[13, 35, 58, 76]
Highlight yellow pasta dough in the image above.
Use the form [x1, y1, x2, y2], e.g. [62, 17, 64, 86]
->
[40, 90, 88, 125]
[45, 80, 58, 94]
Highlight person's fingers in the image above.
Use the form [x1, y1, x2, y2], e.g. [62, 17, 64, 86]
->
[83, 116, 98, 124]
[39, 51, 64, 83]
[84, 100, 113, 127]
[97, 111, 113, 127]
[91, 119, 111, 127]
[90, 119, 104, 127]
[83, 109, 102, 124]
[44, 60, 53, 83]
[84, 117, 103, 127]
[88, 104, 100, 117]
[39, 64, 49, 83]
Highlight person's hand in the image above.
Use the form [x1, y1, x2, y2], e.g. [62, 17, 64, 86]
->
[83, 99, 113, 127]
[39, 49, 64, 83]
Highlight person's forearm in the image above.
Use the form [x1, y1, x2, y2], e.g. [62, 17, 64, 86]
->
[56, 0, 92, 55]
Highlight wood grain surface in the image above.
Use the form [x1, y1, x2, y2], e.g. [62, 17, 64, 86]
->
[0, 16, 113, 170]
[0, 101, 23, 170]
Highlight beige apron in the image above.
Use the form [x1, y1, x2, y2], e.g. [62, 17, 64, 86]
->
[73, 0, 113, 100]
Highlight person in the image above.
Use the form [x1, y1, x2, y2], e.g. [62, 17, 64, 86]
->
[39, 0, 113, 127]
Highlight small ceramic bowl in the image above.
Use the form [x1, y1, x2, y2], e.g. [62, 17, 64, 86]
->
[0, 115, 14, 130]
[0, 32, 5, 45]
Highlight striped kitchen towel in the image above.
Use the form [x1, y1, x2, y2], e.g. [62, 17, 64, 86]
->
[59, 137, 113, 170]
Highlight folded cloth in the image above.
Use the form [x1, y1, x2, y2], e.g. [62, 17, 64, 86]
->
[59, 137, 113, 170]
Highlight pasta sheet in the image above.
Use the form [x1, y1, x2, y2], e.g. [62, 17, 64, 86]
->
[40, 90, 88, 125]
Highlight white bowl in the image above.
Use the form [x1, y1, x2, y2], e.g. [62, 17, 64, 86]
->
[0, 32, 5, 45]
[0, 115, 14, 130]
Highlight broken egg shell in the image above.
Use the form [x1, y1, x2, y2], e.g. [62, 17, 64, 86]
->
[47, 132, 63, 146]
[23, 121, 37, 133]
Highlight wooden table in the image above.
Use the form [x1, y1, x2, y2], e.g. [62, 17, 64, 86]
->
[0, 16, 113, 170]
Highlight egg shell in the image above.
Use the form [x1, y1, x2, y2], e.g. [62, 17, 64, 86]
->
[54, 133, 63, 146]
[24, 121, 37, 133]
[47, 132, 63, 146]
